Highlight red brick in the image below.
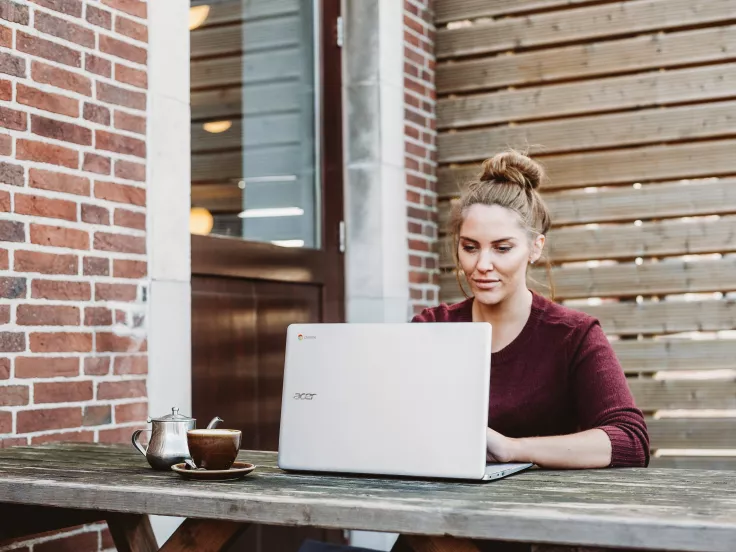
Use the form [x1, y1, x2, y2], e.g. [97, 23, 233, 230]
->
[0, 220, 24, 242]
[113, 259, 146, 280]
[83, 152, 111, 175]
[96, 282, 137, 301]
[17, 139, 79, 169]
[0, 410, 10, 433]
[14, 250, 77, 275]
[114, 355, 146, 375]
[17, 406, 82, 433]
[0, 0, 30, 24]
[84, 356, 110, 375]
[0, 276, 26, 299]
[29, 168, 90, 197]
[114, 110, 145, 134]
[30, 332, 92, 352]
[0, 105, 27, 131]
[86, 4, 112, 29]
[101, 528, 115, 549]
[83, 102, 111, 125]
[97, 82, 145, 111]
[115, 310, 126, 324]
[0, 304, 9, 324]
[16, 356, 79, 378]
[35, 380, 92, 404]
[102, 0, 146, 18]
[34, 10, 94, 48]
[0, 79, 10, 100]
[115, 401, 146, 423]
[0, 24, 10, 48]
[83, 256, 109, 276]
[81, 204, 110, 225]
[98, 379, 145, 400]
[32, 280, 90, 300]
[32, 222, 89, 251]
[83, 404, 111, 426]
[0, 358, 9, 379]
[0, 332, 24, 352]
[15, 195, 77, 224]
[32, 115, 92, 146]
[96, 332, 146, 353]
[84, 306, 112, 326]
[0, 134, 11, 156]
[0, 384, 29, 405]
[96, 129, 146, 158]
[0, 191, 8, 214]
[17, 84, 78, 117]
[0, 436, 28, 448]
[94, 232, 145, 254]
[99, 426, 138, 444]
[29, 0, 82, 17]
[115, 159, 145, 181]
[114, 208, 144, 229]
[31, 430, 94, 444]
[0, 51, 26, 77]
[0, 249, 7, 270]
[17, 304, 80, 326]
[99, 34, 146, 65]
[115, 15, 147, 42]
[95, 180, 145, 206]
[32, 61, 91, 96]
[17, 31, 81, 68]
[85, 54, 112, 77]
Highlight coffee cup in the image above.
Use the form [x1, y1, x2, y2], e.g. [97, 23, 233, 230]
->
[187, 429, 242, 470]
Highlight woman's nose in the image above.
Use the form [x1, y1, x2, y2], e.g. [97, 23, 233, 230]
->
[476, 250, 494, 272]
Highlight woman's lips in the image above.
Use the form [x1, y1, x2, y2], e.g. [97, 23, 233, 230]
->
[472, 278, 500, 290]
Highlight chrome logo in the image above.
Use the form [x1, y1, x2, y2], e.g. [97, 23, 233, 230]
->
[297, 334, 304, 341]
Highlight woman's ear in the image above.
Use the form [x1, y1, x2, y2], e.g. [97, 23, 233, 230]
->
[531, 234, 546, 264]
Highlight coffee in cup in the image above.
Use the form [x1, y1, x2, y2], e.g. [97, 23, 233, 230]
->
[187, 429, 242, 470]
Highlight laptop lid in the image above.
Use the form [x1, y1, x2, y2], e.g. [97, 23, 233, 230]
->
[277, 322, 492, 480]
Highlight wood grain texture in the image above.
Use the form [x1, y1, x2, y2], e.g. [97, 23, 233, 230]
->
[106, 513, 158, 552]
[159, 519, 250, 552]
[435, 0, 605, 24]
[628, 379, 736, 410]
[647, 418, 736, 449]
[612, 339, 736, 374]
[0, 444, 735, 551]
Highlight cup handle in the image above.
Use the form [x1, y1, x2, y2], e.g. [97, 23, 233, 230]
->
[131, 429, 150, 457]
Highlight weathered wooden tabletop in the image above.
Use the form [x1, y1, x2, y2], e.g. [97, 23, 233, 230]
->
[0, 444, 734, 552]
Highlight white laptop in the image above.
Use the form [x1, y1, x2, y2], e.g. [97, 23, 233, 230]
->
[277, 322, 533, 482]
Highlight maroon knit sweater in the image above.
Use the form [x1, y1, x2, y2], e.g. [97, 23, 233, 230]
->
[412, 292, 650, 468]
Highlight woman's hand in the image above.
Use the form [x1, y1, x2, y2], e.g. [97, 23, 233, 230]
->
[486, 427, 521, 463]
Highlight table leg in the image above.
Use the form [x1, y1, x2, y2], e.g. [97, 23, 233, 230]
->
[159, 519, 250, 552]
[391, 535, 482, 552]
[106, 513, 158, 552]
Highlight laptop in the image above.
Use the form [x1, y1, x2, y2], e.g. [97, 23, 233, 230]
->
[277, 322, 533, 482]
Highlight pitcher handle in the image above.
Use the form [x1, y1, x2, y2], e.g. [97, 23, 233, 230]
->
[206, 416, 223, 429]
[132, 429, 150, 457]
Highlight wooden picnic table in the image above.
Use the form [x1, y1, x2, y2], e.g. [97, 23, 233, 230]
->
[0, 444, 733, 552]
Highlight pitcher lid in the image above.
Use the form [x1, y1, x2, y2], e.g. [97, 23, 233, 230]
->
[150, 407, 195, 423]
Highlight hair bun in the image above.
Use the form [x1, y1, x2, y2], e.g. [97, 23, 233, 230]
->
[479, 151, 545, 191]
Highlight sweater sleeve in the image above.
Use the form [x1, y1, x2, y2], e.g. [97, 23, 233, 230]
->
[571, 321, 650, 468]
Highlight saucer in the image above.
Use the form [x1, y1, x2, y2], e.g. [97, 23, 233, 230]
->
[171, 461, 256, 481]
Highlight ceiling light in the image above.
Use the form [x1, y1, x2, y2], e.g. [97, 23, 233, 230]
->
[238, 207, 304, 219]
[271, 240, 305, 248]
[189, 5, 210, 30]
[203, 120, 232, 133]
[189, 207, 213, 235]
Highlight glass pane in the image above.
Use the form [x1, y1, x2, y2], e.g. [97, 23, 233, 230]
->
[189, 0, 320, 249]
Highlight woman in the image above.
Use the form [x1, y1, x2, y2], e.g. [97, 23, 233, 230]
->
[413, 151, 649, 469]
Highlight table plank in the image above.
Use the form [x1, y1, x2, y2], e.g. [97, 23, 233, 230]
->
[0, 444, 734, 552]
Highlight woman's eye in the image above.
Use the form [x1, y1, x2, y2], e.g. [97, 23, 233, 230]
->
[461, 245, 477, 252]
[497, 246, 512, 253]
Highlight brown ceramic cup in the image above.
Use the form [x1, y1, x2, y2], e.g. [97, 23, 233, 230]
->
[187, 429, 242, 470]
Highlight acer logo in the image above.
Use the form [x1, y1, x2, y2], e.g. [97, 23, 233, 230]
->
[293, 393, 317, 400]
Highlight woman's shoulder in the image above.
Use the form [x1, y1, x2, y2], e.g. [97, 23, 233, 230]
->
[411, 297, 473, 323]
[534, 292, 600, 334]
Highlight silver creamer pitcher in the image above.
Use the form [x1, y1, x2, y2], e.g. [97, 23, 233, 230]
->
[132, 408, 222, 470]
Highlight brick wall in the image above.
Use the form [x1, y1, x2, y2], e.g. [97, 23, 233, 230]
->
[404, 0, 438, 316]
[0, 0, 148, 549]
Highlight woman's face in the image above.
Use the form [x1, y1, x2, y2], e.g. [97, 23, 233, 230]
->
[457, 204, 543, 306]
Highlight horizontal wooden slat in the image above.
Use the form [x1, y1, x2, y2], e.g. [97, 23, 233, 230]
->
[439, 101, 736, 163]
[613, 339, 736, 374]
[437, 139, 736, 194]
[437, 0, 736, 59]
[191, 16, 300, 58]
[628, 379, 736, 410]
[438, 63, 736, 130]
[191, 49, 300, 89]
[191, 114, 301, 153]
[435, 0, 605, 24]
[192, 0, 299, 27]
[650, 456, 736, 470]
[191, 184, 241, 212]
[191, 82, 302, 121]
[577, 299, 736, 336]
[647, 418, 736, 449]
[192, 145, 301, 183]
[438, 216, 736, 265]
[438, 25, 736, 94]
[543, 178, 736, 226]
[192, 151, 241, 182]
[440, 258, 736, 300]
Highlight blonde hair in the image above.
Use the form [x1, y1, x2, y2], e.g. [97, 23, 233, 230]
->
[448, 150, 554, 298]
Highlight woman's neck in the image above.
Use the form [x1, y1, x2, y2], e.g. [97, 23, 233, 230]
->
[472, 287, 534, 328]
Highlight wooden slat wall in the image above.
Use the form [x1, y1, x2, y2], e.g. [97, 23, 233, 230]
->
[435, 0, 736, 468]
